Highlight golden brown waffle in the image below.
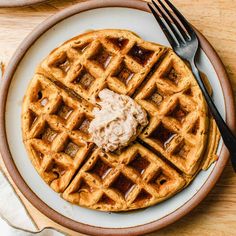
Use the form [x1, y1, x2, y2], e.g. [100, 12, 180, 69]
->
[63, 143, 185, 211]
[135, 50, 209, 176]
[22, 29, 220, 211]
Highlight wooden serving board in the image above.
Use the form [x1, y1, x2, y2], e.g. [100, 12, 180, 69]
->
[0, 0, 236, 235]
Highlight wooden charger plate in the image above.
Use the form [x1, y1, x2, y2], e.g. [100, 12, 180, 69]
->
[0, 0, 235, 235]
[0, 0, 46, 7]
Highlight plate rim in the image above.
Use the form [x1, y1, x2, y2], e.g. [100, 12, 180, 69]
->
[0, 0, 235, 235]
[0, 0, 46, 7]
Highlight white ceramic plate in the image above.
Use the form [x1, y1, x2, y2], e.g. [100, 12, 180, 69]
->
[0, 0, 46, 7]
[1, 2, 233, 234]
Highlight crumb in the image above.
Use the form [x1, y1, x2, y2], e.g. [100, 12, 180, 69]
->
[0, 62, 5, 78]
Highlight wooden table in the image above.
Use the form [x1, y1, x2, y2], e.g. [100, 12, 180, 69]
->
[0, 0, 236, 235]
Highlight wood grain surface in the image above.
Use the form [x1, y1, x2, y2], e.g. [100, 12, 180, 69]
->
[0, 0, 236, 235]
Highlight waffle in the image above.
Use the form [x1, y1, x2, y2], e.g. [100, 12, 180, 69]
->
[22, 29, 220, 211]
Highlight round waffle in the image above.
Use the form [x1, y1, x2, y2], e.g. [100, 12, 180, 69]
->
[22, 29, 220, 211]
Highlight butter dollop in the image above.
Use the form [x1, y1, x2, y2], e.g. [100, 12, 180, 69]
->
[88, 89, 148, 152]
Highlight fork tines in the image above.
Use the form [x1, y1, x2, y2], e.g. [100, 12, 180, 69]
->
[148, 0, 196, 47]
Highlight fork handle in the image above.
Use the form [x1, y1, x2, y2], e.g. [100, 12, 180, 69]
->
[190, 62, 236, 171]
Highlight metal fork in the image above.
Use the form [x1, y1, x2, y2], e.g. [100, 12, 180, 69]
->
[148, 0, 236, 171]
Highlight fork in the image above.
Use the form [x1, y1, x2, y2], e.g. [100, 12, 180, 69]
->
[148, 0, 236, 171]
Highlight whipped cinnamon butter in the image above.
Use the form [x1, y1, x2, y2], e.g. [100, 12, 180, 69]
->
[88, 89, 148, 152]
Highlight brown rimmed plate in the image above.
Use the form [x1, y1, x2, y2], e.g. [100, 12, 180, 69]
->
[0, 0, 235, 235]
